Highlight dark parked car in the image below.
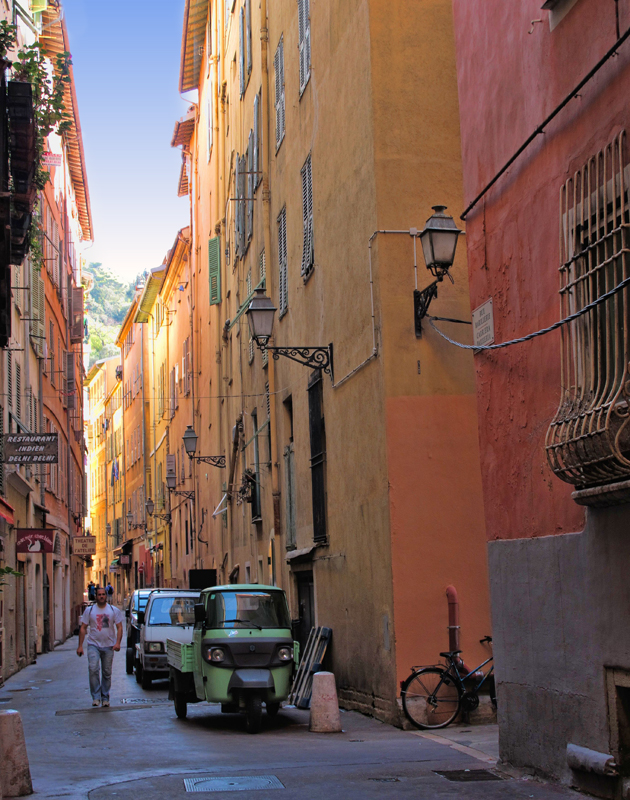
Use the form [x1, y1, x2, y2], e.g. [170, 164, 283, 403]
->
[125, 589, 154, 674]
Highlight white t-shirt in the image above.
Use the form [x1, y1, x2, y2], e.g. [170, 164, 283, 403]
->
[80, 603, 124, 648]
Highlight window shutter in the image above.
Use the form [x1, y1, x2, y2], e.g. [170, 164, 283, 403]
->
[301, 154, 314, 278]
[65, 351, 76, 410]
[259, 248, 266, 286]
[239, 154, 247, 254]
[239, 7, 245, 97]
[207, 92, 213, 160]
[278, 207, 288, 316]
[234, 157, 241, 256]
[253, 92, 260, 188]
[274, 39, 285, 149]
[247, 131, 254, 241]
[208, 236, 221, 305]
[15, 361, 21, 419]
[246, 0, 252, 76]
[70, 287, 84, 343]
[298, 0, 310, 95]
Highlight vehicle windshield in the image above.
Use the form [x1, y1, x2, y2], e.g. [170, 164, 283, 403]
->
[206, 591, 291, 629]
[137, 595, 150, 612]
[147, 596, 198, 626]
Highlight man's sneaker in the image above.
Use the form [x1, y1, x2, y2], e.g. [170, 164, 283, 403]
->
[102, 700, 110, 707]
[92, 700, 100, 707]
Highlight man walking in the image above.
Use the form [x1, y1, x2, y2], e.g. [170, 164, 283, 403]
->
[77, 586, 124, 707]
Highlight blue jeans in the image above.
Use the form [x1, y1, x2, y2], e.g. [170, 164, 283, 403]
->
[87, 645, 114, 701]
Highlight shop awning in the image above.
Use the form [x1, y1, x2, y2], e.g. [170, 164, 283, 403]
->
[285, 546, 315, 563]
[110, 558, 119, 567]
[0, 497, 14, 525]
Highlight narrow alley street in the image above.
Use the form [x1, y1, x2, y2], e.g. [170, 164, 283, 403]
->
[0, 634, 581, 800]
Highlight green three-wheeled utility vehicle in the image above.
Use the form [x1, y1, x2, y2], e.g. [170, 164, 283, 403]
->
[167, 584, 297, 733]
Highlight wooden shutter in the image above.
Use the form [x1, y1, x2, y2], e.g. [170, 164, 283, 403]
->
[247, 131, 254, 241]
[239, 7, 245, 97]
[246, 0, 252, 77]
[209, 236, 221, 305]
[298, 0, 311, 95]
[65, 350, 76, 410]
[301, 154, 314, 278]
[259, 248, 266, 286]
[253, 92, 260, 188]
[207, 92, 213, 160]
[274, 38, 285, 149]
[284, 444, 297, 549]
[166, 453, 176, 487]
[234, 156, 241, 256]
[278, 208, 288, 316]
[239, 154, 247, 253]
[70, 286, 84, 343]
[15, 361, 21, 419]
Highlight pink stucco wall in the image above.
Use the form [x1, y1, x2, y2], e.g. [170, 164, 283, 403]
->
[452, 0, 630, 541]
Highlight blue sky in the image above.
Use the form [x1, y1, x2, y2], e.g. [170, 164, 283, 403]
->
[62, 0, 191, 282]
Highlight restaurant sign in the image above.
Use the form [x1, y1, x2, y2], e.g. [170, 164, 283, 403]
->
[16, 529, 54, 553]
[42, 151, 62, 167]
[72, 536, 96, 556]
[3, 434, 59, 464]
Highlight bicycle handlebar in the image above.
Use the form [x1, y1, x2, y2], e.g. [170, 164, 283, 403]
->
[480, 635, 493, 644]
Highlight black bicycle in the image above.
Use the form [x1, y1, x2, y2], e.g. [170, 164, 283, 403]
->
[401, 636, 495, 730]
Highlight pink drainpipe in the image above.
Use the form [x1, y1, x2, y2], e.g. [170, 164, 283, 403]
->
[446, 585, 476, 675]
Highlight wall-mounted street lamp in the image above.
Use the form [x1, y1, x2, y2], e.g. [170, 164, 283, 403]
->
[105, 523, 111, 536]
[414, 205, 463, 335]
[246, 289, 334, 380]
[145, 497, 171, 523]
[182, 426, 226, 468]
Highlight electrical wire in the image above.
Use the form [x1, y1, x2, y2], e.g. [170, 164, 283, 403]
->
[429, 273, 630, 351]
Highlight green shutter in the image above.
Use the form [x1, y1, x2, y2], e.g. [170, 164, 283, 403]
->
[209, 236, 221, 305]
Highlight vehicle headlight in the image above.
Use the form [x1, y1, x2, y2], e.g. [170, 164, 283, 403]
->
[210, 648, 225, 662]
[277, 646, 292, 662]
[146, 642, 164, 653]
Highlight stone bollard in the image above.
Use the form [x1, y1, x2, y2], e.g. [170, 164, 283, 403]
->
[309, 671, 342, 733]
[0, 710, 33, 797]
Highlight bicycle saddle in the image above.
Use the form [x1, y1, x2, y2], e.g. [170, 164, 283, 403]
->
[439, 650, 462, 658]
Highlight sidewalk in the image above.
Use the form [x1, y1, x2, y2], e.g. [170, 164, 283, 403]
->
[0, 638, 582, 800]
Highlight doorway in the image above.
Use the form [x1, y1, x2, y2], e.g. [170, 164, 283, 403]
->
[296, 571, 314, 655]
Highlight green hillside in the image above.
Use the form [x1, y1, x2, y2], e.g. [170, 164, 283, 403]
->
[84, 263, 144, 367]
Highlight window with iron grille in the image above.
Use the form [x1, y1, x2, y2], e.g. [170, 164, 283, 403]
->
[546, 131, 630, 500]
[298, 0, 311, 96]
[278, 207, 288, 317]
[301, 153, 314, 280]
[274, 37, 285, 150]
[7, 351, 12, 409]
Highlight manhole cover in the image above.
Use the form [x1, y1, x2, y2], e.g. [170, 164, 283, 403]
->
[184, 776, 284, 792]
[435, 770, 502, 782]
[120, 697, 170, 704]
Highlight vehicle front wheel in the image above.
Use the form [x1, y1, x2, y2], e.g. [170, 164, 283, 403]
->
[141, 670, 152, 690]
[174, 693, 187, 720]
[125, 647, 134, 675]
[245, 692, 263, 734]
[401, 667, 462, 730]
[135, 661, 143, 685]
[266, 702, 280, 719]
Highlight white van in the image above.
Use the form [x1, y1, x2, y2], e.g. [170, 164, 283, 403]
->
[136, 590, 200, 689]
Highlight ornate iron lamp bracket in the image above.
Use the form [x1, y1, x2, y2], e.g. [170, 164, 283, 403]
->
[258, 342, 334, 381]
[169, 490, 196, 501]
[414, 281, 439, 337]
[191, 455, 226, 469]
[149, 512, 171, 523]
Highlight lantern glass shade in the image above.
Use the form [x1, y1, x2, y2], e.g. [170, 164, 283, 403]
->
[127, 512, 133, 528]
[105, 523, 111, 535]
[183, 425, 198, 457]
[246, 288, 277, 343]
[146, 497, 155, 516]
[166, 474, 176, 490]
[419, 205, 462, 277]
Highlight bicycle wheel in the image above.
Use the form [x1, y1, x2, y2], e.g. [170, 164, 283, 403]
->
[402, 668, 462, 729]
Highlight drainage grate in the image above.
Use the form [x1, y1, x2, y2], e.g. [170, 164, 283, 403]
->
[184, 776, 284, 792]
[435, 770, 502, 782]
[369, 778, 400, 783]
[121, 697, 170, 704]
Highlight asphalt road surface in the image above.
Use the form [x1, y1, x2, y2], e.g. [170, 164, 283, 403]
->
[0, 637, 582, 800]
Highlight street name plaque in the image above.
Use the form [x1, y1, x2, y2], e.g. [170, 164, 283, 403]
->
[472, 298, 494, 348]
[2, 433, 59, 464]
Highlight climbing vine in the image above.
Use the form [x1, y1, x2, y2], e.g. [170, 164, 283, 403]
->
[0, 21, 72, 268]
